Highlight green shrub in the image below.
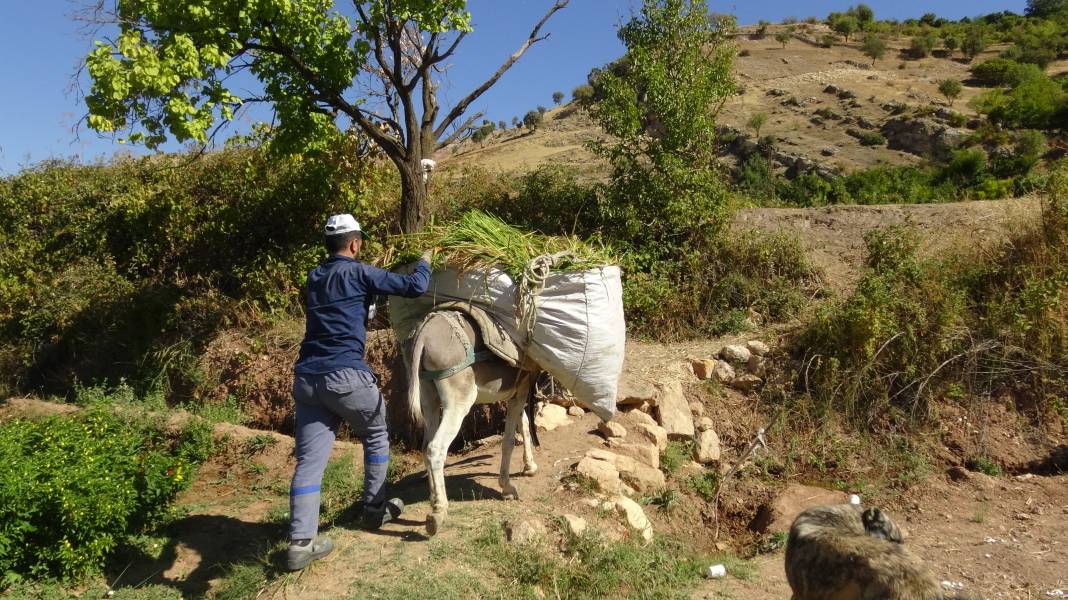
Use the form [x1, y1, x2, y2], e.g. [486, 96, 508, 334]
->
[0, 405, 210, 580]
[972, 74, 1065, 128]
[971, 58, 1043, 87]
[909, 33, 938, 58]
[857, 131, 886, 146]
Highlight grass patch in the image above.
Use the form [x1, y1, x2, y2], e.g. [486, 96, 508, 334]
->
[659, 441, 693, 476]
[320, 453, 364, 525]
[686, 470, 720, 503]
[967, 455, 1003, 477]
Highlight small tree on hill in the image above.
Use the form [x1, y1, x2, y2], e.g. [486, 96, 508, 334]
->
[833, 15, 858, 41]
[821, 33, 837, 48]
[747, 112, 768, 138]
[943, 35, 960, 55]
[512, 116, 521, 128]
[523, 109, 544, 130]
[1026, 0, 1068, 17]
[775, 30, 792, 48]
[909, 33, 938, 58]
[498, 120, 508, 131]
[572, 84, 595, 102]
[552, 91, 565, 104]
[938, 79, 963, 106]
[537, 105, 548, 115]
[962, 28, 988, 62]
[861, 34, 886, 66]
[852, 4, 875, 25]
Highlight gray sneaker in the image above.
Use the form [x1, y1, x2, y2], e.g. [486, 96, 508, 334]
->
[362, 498, 404, 530]
[286, 536, 333, 570]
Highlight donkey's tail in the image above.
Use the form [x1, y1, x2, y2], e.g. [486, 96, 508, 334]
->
[406, 318, 429, 430]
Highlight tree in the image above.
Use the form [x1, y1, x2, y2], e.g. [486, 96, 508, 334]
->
[1026, 0, 1068, 17]
[471, 121, 495, 144]
[82, 0, 570, 234]
[861, 34, 886, 66]
[943, 35, 960, 55]
[747, 112, 768, 138]
[962, 28, 988, 62]
[512, 116, 521, 128]
[537, 105, 547, 115]
[833, 15, 858, 41]
[552, 91, 564, 104]
[938, 79, 963, 106]
[523, 109, 544, 130]
[587, 0, 735, 245]
[498, 120, 508, 130]
[774, 30, 792, 48]
[852, 4, 875, 25]
[909, 33, 938, 58]
[572, 84, 595, 102]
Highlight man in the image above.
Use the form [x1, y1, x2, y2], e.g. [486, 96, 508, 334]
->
[287, 213, 432, 571]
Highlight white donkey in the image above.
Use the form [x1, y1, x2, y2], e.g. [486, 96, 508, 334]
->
[406, 310, 539, 536]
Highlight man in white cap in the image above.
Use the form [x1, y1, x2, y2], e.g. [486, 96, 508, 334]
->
[286, 213, 431, 571]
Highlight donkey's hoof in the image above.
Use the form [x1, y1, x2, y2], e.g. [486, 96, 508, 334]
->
[521, 464, 539, 477]
[426, 512, 446, 536]
[501, 485, 520, 500]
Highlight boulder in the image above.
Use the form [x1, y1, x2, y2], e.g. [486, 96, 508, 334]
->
[747, 354, 767, 378]
[561, 514, 587, 537]
[694, 429, 722, 464]
[585, 449, 664, 492]
[597, 420, 627, 439]
[689, 401, 705, 417]
[628, 409, 658, 428]
[607, 438, 660, 469]
[575, 455, 623, 494]
[719, 344, 752, 364]
[634, 422, 668, 452]
[823, 84, 842, 95]
[567, 405, 585, 417]
[654, 381, 695, 439]
[616, 374, 659, 408]
[507, 518, 547, 544]
[690, 358, 717, 380]
[536, 403, 570, 431]
[614, 496, 654, 542]
[712, 360, 736, 384]
[729, 374, 763, 392]
[746, 340, 770, 356]
[880, 117, 967, 161]
[750, 484, 849, 534]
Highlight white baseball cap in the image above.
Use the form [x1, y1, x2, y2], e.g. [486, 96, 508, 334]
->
[324, 213, 369, 239]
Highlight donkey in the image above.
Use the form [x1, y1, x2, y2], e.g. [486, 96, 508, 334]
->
[405, 310, 539, 536]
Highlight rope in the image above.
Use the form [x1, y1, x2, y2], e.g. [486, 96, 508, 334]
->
[516, 251, 574, 343]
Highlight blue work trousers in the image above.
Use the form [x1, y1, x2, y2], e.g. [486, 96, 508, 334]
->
[289, 367, 390, 540]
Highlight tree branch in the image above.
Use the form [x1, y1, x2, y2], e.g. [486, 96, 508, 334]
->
[436, 111, 484, 149]
[434, 0, 568, 139]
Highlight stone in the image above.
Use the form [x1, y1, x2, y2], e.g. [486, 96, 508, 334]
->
[697, 417, 715, 432]
[821, 146, 838, 156]
[746, 340, 770, 356]
[654, 381, 695, 440]
[689, 401, 705, 417]
[711, 360, 735, 384]
[880, 117, 967, 161]
[608, 438, 660, 469]
[562, 514, 587, 537]
[823, 84, 842, 95]
[694, 429, 721, 464]
[690, 358, 717, 380]
[767, 88, 787, 96]
[628, 409, 658, 428]
[616, 374, 659, 407]
[597, 420, 627, 439]
[747, 354, 766, 377]
[536, 403, 570, 431]
[584, 449, 664, 492]
[750, 484, 849, 534]
[729, 374, 763, 392]
[719, 344, 752, 364]
[567, 405, 585, 417]
[614, 496, 654, 542]
[507, 518, 547, 544]
[634, 422, 668, 452]
[575, 455, 622, 494]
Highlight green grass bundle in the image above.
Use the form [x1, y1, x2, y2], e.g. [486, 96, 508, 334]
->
[380, 210, 615, 278]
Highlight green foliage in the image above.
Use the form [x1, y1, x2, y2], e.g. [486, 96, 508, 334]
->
[972, 74, 1065, 128]
[861, 34, 886, 64]
[831, 14, 859, 40]
[747, 112, 768, 138]
[938, 79, 963, 106]
[471, 121, 496, 143]
[909, 33, 938, 58]
[1028, 0, 1068, 17]
[0, 402, 211, 580]
[686, 470, 719, 502]
[856, 131, 886, 146]
[961, 27, 989, 61]
[820, 33, 837, 48]
[992, 130, 1047, 177]
[0, 144, 390, 396]
[971, 58, 1044, 87]
[552, 91, 565, 105]
[774, 30, 792, 48]
[572, 84, 594, 103]
[659, 441, 692, 476]
[522, 109, 544, 130]
[967, 455, 1003, 476]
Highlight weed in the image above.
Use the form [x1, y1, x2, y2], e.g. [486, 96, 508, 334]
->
[185, 395, 247, 426]
[967, 455, 1003, 477]
[660, 441, 693, 476]
[641, 487, 680, 513]
[320, 453, 363, 525]
[243, 434, 278, 456]
[687, 470, 721, 502]
[757, 531, 789, 554]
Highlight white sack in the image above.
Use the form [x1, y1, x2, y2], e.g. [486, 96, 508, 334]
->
[390, 266, 625, 421]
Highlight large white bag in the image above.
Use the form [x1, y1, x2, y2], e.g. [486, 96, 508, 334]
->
[390, 266, 625, 421]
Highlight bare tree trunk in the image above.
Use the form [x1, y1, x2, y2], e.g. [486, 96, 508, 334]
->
[399, 159, 427, 233]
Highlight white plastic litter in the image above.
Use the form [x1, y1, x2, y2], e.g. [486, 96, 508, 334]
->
[706, 564, 727, 579]
[941, 581, 965, 591]
[1046, 590, 1066, 598]
[849, 494, 861, 505]
[391, 266, 625, 421]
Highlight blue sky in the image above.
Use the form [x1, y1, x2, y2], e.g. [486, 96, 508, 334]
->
[0, 0, 1027, 175]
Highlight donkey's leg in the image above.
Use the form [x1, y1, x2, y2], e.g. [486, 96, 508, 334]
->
[419, 378, 441, 493]
[424, 370, 478, 536]
[499, 393, 527, 500]
[518, 409, 538, 476]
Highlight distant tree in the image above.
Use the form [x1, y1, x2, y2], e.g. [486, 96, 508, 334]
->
[523, 109, 544, 130]
[552, 91, 565, 104]
[833, 15, 859, 41]
[861, 34, 886, 66]
[919, 12, 938, 26]
[775, 30, 792, 48]
[853, 4, 875, 25]
[756, 19, 769, 37]
[471, 121, 496, 144]
[962, 28, 988, 61]
[537, 105, 547, 115]
[747, 112, 768, 138]
[1026, 0, 1068, 17]
[943, 35, 960, 55]
[821, 33, 837, 48]
[909, 33, 938, 58]
[939, 79, 963, 106]
[572, 84, 595, 102]
[512, 116, 521, 128]
[498, 120, 508, 130]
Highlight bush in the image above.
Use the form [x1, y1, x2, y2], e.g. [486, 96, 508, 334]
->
[909, 33, 938, 58]
[857, 131, 886, 146]
[571, 84, 594, 103]
[971, 58, 1043, 87]
[973, 74, 1065, 128]
[0, 403, 211, 580]
[523, 110, 544, 130]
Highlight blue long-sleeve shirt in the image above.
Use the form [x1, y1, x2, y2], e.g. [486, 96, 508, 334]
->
[295, 255, 430, 375]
